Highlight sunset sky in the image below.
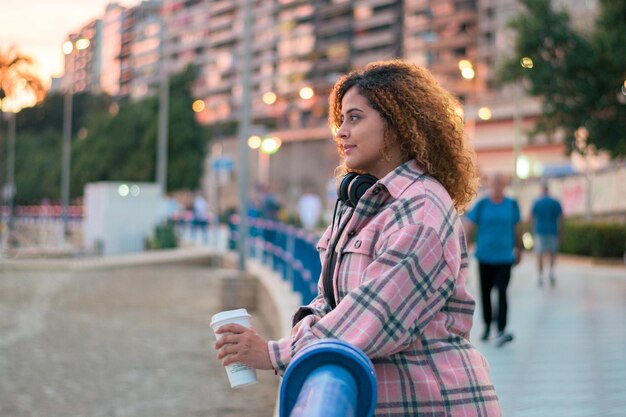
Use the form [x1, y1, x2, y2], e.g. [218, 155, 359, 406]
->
[1, 0, 140, 87]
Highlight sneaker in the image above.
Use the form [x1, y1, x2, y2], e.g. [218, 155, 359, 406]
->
[495, 331, 514, 347]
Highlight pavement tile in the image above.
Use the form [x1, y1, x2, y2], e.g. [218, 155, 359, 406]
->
[467, 254, 626, 417]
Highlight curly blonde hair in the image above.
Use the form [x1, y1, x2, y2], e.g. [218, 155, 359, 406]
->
[328, 59, 478, 212]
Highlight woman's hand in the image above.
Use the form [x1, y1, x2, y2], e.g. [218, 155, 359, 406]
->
[215, 323, 273, 370]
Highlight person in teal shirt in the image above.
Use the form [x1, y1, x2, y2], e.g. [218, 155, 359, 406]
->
[465, 173, 522, 347]
[531, 181, 563, 286]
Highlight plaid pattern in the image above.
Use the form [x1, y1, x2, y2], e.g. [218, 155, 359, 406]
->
[269, 160, 501, 416]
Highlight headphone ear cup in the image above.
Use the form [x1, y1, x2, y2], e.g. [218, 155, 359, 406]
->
[338, 173, 358, 206]
[347, 174, 378, 207]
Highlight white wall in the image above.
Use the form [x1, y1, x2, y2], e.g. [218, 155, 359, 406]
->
[83, 182, 167, 256]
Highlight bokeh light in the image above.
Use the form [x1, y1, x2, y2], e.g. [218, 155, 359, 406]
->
[260, 136, 282, 154]
[75, 38, 90, 50]
[192, 99, 205, 113]
[461, 67, 475, 80]
[118, 184, 130, 197]
[478, 107, 492, 120]
[247, 135, 262, 149]
[299, 87, 314, 100]
[520, 57, 534, 69]
[262, 92, 277, 105]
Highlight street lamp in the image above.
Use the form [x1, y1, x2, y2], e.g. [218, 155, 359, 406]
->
[459, 59, 477, 142]
[248, 134, 282, 185]
[575, 126, 593, 220]
[512, 57, 533, 196]
[61, 37, 90, 242]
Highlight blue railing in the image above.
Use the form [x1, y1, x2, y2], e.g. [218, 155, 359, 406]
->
[228, 215, 322, 304]
[280, 339, 377, 417]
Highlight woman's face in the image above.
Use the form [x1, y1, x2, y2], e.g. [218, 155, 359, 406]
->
[336, 87, 402, 179]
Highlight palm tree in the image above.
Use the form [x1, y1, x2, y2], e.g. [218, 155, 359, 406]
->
[0, 45, 46, 243]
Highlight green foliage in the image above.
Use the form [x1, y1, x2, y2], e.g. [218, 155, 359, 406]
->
[145, 222, 178, 250]
[13, 65, 209, 204]
[561, 221, 626, 259]
[498, 0, 626, 157]
[13, 128, 62, 202]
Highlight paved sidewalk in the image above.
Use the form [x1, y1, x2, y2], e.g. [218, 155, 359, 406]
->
[1, 246, 624, 417]
[467, 254, 626, 417]
[0, 259, 278, 417]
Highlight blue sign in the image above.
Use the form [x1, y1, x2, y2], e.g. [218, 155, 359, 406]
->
[211, 156, 234, 173]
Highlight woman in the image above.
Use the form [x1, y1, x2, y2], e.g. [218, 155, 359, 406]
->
[216, 60, 501, 416]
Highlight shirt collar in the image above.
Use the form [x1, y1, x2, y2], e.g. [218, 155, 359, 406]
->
[377, 159, 425, 199]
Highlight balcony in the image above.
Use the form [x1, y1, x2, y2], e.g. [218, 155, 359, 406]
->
[353, 9, 398, 31]
[352, 30, 397, 51]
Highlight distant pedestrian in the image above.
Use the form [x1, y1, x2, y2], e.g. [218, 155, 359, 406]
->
[258, 184, 281, 221]
[297, 186, 322, 231]
[258, 184, 281, 249]
[531, 181, 563, 287]
[192, 192, 209, 243]
[465, 173, 522, 347]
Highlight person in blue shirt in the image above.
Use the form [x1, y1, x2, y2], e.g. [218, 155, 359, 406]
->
[531, 181, 563, 287]
[465, 173, 522, 347]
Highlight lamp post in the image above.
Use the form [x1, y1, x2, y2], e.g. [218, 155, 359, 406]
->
[575, 126, 593, 220]
[513, 57, 534, 197]
[237, 0, 253, 271]
[60, 38, 89, 243]
[4, 112, 16, 233]
[157, 0, 170, 194]
[459, 59, 477, 143]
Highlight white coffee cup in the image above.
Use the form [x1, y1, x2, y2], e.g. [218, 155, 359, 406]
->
[210, 308, 258, 388]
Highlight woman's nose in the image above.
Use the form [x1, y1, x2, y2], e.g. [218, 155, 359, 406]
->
[337, 123, 348, 138]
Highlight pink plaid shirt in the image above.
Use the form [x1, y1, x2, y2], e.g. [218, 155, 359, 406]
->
[269, 161, 501, 416]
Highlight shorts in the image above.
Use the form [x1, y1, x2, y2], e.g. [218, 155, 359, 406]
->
[535, 235, 559, 253]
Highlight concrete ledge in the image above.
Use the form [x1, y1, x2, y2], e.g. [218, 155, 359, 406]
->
[0, 246, 222, 271]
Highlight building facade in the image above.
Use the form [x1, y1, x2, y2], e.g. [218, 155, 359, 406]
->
[61, 0, 599, 213]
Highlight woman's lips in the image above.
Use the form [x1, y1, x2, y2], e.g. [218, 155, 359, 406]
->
[343, 144, 355, 154]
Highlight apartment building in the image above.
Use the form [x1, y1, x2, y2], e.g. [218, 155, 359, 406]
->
[100, 3, 125, 97]
[61, 0, 599, 208]
[62, 1, 162, 98]
[62, 19, 100, 94]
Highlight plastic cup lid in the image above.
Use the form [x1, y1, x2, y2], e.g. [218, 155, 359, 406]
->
[210, 308, 250, 328]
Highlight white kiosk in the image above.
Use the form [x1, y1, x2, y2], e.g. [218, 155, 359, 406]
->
[83, 182, 166, 256]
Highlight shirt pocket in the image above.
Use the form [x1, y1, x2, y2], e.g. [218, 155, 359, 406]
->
[316, 226, 332, 256]
[336, 229, 378, 300]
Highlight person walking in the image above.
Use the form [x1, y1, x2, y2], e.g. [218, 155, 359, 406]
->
[192, 192, 209, 243]
[215, 60, 501, 416]
[465, 173, 522, 347]
[531, 181, 563, 287]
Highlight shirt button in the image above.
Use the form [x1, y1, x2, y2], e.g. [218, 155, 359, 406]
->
[372, 186, 381, 195]
[354, 240, 362, 248]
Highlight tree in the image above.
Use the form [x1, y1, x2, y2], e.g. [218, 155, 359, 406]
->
[13, 65, 209, 204]
[0, 45, 46, 202]
[71, 65, 207, 195]
[498, 0, 626, 157]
